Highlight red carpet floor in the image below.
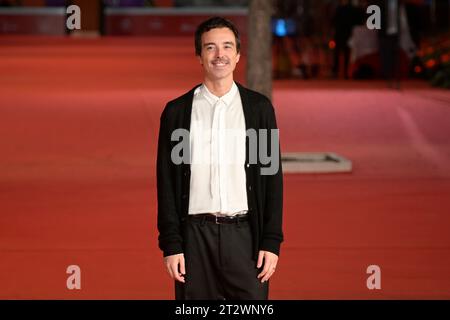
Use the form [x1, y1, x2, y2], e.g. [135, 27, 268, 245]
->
[1, 36, 450, 299]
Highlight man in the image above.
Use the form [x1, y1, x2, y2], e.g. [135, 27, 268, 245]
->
[377, 0, 401, 88]
[332, 0, 358, 79]
[157, 17, 283, 300]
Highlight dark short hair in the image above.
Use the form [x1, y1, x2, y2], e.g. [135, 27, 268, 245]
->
[194, 16, 241, 56]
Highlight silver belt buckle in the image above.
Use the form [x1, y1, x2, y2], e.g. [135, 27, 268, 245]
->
[215, 215, 219, 224]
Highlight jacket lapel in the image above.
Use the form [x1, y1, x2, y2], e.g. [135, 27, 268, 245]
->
[236, 82, 254, 132]
[182, 84, 201, 131]
[236, 82, 256, 177]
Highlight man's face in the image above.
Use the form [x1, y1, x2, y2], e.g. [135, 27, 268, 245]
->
[198, 27, 240, 82]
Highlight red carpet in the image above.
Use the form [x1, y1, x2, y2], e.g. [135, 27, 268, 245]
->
[1, 36, 450, 299]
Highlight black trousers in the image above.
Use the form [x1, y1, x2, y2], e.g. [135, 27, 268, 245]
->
[379, 35, 400, 81]
[332, 41, 351, 79]
[175, 215, 269, 300]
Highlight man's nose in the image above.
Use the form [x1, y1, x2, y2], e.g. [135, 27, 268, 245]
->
[215, 48, 223, 58]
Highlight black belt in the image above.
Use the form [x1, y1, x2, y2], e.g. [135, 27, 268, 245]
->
[189, 213, 248, 225]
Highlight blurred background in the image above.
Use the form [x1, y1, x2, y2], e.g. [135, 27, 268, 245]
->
[0, 0, 449, 84]
[1, 1, 450, 299]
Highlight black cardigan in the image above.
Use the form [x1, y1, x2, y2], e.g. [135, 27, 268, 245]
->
[157, 82, 284, 260]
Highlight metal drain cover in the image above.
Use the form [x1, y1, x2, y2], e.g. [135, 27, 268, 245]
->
[281, 152, 352, 173]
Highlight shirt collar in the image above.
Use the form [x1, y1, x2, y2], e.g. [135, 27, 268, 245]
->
[199, 82, 238, 106]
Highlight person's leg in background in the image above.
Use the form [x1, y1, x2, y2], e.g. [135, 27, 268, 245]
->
[332, 41, 342, 78]
[343, 43, 351, 79]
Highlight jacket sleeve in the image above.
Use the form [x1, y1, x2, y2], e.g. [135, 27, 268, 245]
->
[260, 101, 284, 256]
[157, 105, 184, 257]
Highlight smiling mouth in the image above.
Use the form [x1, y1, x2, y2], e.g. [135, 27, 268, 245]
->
[212, 61, 228, 67]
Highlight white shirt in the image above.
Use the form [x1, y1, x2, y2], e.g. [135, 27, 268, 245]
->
[188, 82, 248, 216]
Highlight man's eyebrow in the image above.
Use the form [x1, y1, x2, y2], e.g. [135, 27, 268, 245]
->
[203, 41, 235, 47]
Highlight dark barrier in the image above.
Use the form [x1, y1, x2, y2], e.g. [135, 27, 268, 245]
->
[104, 7, 247, 36]
[0, 7, 66, 36]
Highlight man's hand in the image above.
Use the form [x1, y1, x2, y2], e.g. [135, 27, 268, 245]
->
[164, 253, 186, 283]
[257, 250, 278, 283]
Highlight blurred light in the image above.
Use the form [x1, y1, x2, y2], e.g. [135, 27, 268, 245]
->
[414, 66, 422, 73]
[416, 50, 424, 57]
[329, 40, 336, 49]
[425, 59, 436, 68]
[275, 19, 287, 37]
[426, 47, 434, 55]
[441, 54, 449, 63]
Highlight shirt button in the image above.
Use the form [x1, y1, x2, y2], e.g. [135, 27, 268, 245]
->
[182, 194, 187, 199]
[248, 186, 252, 191]
[246, 163, 250, 168]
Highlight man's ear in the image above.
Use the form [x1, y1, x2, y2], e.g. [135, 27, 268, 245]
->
[236, 52, 241, 64]
[197, 55, 203, 65]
